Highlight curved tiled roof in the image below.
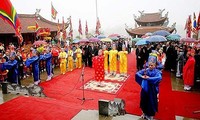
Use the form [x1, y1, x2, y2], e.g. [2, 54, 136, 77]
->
[0, 14, 68, 34]
[135, 12, 167, 23]
[125, 26, 175, 36]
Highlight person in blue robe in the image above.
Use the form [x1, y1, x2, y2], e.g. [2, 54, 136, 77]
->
[40, 48, 53, 81]
[135, 54, 162, 120]
[25, 49, 40, 85]
[1, 52, 18, 84]
[143, 52, 164, 70]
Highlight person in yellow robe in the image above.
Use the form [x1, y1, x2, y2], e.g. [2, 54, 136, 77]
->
[75, 45, 82, 68]
[109, 44, 118, 76]
[58, 48, 67, 74]
[67, 46, 74, 71]
[103, 45, 109, 75]
[118, 45, 128, 76]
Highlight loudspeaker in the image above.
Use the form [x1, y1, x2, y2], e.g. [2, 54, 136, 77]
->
[98, 99, 110, 116]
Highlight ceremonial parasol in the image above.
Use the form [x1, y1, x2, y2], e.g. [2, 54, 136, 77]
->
[27, 26, 37, 31]
[43, 37, 52, 40]
[33, 40, 47, 46]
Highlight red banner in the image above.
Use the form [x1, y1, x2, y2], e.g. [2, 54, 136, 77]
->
[95, 17, 101, 35]
[85, 20, 88, 36]
[78, 19, 82, 35]
[51, 2, 58, 20]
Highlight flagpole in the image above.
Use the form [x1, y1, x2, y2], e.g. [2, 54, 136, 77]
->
[96, 0, 98, 19]
[51, 1, 52, 22]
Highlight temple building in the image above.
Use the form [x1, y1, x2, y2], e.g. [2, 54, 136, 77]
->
[125, 9, 176, 38]
[0, 13, 68, 47]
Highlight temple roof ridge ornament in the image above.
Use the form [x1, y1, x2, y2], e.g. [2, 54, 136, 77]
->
[165, 12, 168, 18]
[35, 9, 41, 19]
[171, 22, 176, 29]
[138, 10, 145, 17]
[125, 10, 176, 37]
[158, 9, 165, 15]
[135, 10, 168, 24]
[133, 14, 137, 19]
[163, 18, 169, 27]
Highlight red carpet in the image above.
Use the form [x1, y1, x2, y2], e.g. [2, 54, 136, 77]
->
[0, 96, 80, 120]
[0, 51, 200, 120]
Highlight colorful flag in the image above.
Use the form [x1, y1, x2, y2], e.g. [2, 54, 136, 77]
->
[186, 15, 192, 38]
[0, 0, 23, 44]
[62, 17, 67, 40]
[57, 19, 60, 38]
[36, 28, 50, 37]
[51, 2, 58, 20]
[95, 17, 101, 35]
[193, 12, 197, 28]
[184, 19, 188, 30]
[35, 17, 40, 32]
[78, 19, 82, 35]
[197, 12, 200, 30]
[85, 20, 88, 36]
[68, 16, 73, 39]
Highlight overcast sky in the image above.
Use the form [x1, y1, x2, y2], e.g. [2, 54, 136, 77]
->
[11, 0, 200, 37]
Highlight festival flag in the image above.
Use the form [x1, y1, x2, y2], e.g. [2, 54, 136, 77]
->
[35, 17, 40, 32]
[85, 20, 88, 36]
[68, 16, 73, 39]
[184, 19, 188, 30]
[197, 12, 200, 39]
[95, 17, 101, 35]
[186, 15, 192, 38]
[51, 2, 58, 20]
[0, 0, 23, 44]
[78, 19, 82, 35]
[197, 12, 200, 30]
[193, 12, 197, 28]
[62, 17, 67, 40]
[57, 19, 60, 38]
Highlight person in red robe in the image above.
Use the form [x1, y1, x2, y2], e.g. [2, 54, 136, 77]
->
[183, 49, 196, 91]
[92, 49, 104, 85]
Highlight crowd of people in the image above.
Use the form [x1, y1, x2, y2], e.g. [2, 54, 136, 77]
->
[136, 41, 200, 91]
[1, 38, 199, 120]
[0, 38, 131, 85]
[134, 40, 200, 120]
